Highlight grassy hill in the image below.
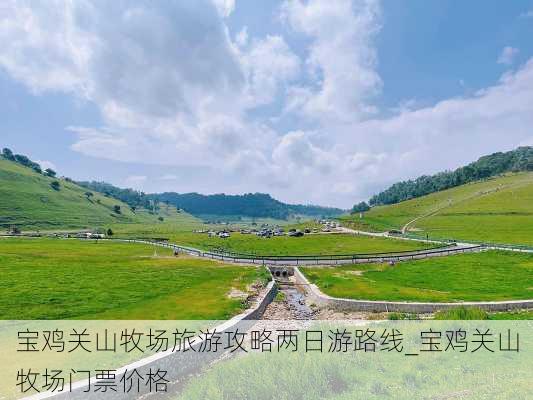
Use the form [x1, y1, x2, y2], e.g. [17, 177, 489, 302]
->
[342, 172, 533, 245]
[369, 146, 533, 206]
[0, 158, 199, 231]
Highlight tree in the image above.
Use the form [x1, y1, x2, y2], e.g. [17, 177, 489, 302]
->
[158, 216, 164, 221]
[50, 181, 60, 191]
[369, 146, 533, 205]
[351, 201, 370, 213]
[106, 228, 113, 236]
[84, 191, 94, 200]
[2, 148, 15, 160]
[113, 205, 121, 214]
[44, 168, 57, 177]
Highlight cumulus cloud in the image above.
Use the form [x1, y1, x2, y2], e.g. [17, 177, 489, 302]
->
[212, 0, 235, 17]
[235, 27, 249, 47]
[498, 46, 519, 65]
[1, 0, 533, 207]
[281, 0, 382, 123]
[241, 35, 301, 107]
[36, 160, 57, 171]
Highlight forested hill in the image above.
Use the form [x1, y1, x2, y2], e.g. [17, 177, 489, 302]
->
[75, 182, 344, 219]
[149, 192, 344, 219]
[76, 181, 152, 211]
[369, 146, 533, 206]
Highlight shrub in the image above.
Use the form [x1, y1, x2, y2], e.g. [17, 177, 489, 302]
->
[50, 181, 60, 191]
[351, 201, 370, 213]
[2, 148, 15, 161]
[106, 228, 113, 236]
[388, 312, 419, 320]
[434, 307, 488, 320]
[113, 205, 121, 214]
[44, 168, 57, 177]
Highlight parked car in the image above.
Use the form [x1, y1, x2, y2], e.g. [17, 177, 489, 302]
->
[288, 230, 304, 237]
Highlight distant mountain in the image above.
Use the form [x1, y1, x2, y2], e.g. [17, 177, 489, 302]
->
[369, 146, 533, 206]
[76, 176, 344, 220]
[150, 192, 344, 220]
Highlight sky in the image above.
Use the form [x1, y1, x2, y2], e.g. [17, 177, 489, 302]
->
[1, 0, 533, 208]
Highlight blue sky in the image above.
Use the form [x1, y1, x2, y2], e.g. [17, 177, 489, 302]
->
[1, 0, 533, 207]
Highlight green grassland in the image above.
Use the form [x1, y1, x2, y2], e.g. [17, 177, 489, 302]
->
[0, 238, 270, 319]
[433, 307, 533, 320]
[109, 205, 203, 236]
[0, 158, 201, 231]
[341, 172, 533, 245]
[175, 321, 532, 399]
[301, 251, 533, 302]
[149, 232, 432, 256]
[0, 158, 135, 229]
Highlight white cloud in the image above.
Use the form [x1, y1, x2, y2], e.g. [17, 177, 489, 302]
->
[235, 27, 248, 47]
[497, 46, 519, 65]
[125, 175, 147, 189]
[212, 0, 235, 17]
[272, 131, 334, 173]
[281, 0, 382, 123]
[1, 1, 533, 208]
[36, 160, 57, 171]
[241, 35, 301, 107]
[520, 10, 533, 18]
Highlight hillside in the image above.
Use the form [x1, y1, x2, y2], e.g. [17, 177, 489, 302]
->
[0, 157, 194, 231]
[149, 192, 344, 220]
[343, 172, 533, 245]
[369, 146, 533, 206]
[77, 179, 345, 220]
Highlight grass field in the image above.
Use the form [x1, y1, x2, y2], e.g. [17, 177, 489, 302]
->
[0, 158, 204, 232]
[0, 238, 270, 319]
[0, 158, 137, 229]
[301, 251, 533, 302]
[157, 232, 432, 256]
[341, 172, 533, 245]
[175, 321, 532, 399]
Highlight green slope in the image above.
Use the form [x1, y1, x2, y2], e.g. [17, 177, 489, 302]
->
[0, 158, 199, 231]
[342, 172, 533, 245]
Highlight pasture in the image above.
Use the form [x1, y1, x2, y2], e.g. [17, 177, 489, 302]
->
[341, 172, 533, 246]
[0, 238, 270, 319]
[164, 231, 433, 256]
[301, 251, 533, 302]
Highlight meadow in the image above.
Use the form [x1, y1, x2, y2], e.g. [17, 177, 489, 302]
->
[0, 238, 270, 319]
[301, 251, 533, 302]
[341, 172, 533, 246]
[0, 159, 139, 230]
[144, 231, 433, 256]
[175, 321, 532, 399]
